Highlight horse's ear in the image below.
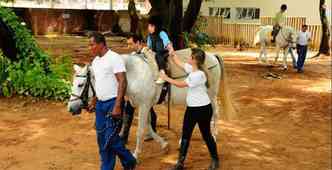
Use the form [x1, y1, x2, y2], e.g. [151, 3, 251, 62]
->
[73, 64, 81, 73]
[82, 65, 89, 73]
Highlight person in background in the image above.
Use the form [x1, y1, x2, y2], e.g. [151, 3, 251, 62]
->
[287, 45, 297, 69]
[160, 48, 219, 170]
[120, 34, 158, 144]
[272, 4, 287, 43]
[296, 25, 311, 73]
[146, 16, 175, 84]
[128, 0, 139, 34]
[88, 32, 136, 170]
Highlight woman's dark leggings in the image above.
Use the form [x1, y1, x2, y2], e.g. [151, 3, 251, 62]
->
[181, 104, 218, 159]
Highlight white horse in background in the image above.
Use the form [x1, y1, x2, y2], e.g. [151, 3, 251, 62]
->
[67, 48, 224, 161]
[254, 25, 297, 69]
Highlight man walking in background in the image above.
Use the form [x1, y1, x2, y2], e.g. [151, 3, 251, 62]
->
[296, 25, 311, 73]
[128, 0, 139, 34]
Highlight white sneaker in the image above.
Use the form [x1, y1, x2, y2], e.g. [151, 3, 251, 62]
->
[156, 77, 165, 84]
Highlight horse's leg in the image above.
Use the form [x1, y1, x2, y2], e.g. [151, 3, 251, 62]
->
[133, 104, 149, 160]
[274, 45, 280, 64]
[143, 111, 153, 140]
[147, 117, 168, 151]
[282, 48, 288, 70]
[262, 42, 268, 63]
[210, 97, 220, 141]
[258, 43, 264, 63]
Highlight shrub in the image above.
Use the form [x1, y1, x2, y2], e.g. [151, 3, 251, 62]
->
[0, 6, 71, 100]
[183, 15, 215, 48]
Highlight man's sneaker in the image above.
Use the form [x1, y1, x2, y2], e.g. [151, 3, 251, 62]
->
[297, 69, 304, 73]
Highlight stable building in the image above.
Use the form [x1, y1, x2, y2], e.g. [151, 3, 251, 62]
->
[0, 0, 148, 35]
[186, 0, 331, 25]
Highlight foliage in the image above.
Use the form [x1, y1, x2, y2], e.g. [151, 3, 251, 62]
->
[4, 56, 72, 100]
[192, 15, 208, 33]
[0, 6, 71, 100]
[0, 50, 11, 97]
[0, 6, 49, 65]
[183, 15, 215, 48]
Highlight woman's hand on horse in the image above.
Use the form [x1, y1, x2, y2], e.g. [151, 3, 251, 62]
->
[167, 44, 175, 55]
[160, 71, 169, 81]
[169, 50, 176, 57]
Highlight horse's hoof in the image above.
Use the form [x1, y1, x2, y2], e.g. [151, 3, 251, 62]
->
[133, 152, 141, 164]
[262, 59, 267, 63]
[144, 135, 153, 141]
[135, 158, 141, 164]
[161, 142, 169, 154]
[213, 135, 217, 142]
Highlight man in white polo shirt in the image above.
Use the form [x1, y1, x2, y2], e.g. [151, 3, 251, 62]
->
[296, 25, 311, 73]
[88, 32, 136, 170]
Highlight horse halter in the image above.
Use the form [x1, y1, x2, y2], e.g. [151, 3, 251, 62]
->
[69, 70, 96, 107]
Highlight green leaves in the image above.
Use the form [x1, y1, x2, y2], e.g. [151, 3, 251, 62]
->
[182, 15, 215, 48]
[0, 6, 71, 101]
[4, 59, 72, 100]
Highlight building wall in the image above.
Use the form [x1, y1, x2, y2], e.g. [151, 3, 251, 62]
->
[0, 0, 146, 11]
[13, 8, 131, 35]
[184, 0, 331, 25]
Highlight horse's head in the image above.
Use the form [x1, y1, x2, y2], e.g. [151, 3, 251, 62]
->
[67, 64, 91, 115]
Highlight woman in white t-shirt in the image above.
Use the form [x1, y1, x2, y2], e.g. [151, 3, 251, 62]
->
[160, 48, 219, 170]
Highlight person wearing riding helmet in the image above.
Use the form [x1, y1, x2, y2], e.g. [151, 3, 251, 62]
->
[272, 4, 287, 43]
[146, 16, 175, 84]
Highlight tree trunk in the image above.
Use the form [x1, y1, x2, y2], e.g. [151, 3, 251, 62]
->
[148, 0, 203, 49]
[0, 19, 17, 60]
[128, 0, 139, 34]
[182, 0, 203, 33]
[148, 0, 169, 27]
[169, 0, 183, 50]
[315, 0, 331, 57]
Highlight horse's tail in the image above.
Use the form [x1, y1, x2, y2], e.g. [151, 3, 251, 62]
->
[214, 54, 237, 121]
[214, 54, 224, 80]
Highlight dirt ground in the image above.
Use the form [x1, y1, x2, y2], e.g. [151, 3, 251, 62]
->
[0, 37, 331, 170]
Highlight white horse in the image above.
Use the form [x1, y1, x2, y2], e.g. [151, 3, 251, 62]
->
[254, 25, 297, 69]
[67, 48, 223, 161]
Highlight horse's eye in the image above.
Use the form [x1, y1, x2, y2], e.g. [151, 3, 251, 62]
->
[78, 84, 84, 88]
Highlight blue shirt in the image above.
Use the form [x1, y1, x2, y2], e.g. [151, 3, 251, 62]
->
[147, 31, 171, 49]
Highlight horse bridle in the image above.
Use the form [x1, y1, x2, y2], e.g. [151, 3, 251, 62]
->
[69, 70, 96, 106]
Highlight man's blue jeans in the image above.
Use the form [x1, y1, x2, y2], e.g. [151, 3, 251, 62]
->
[288, 48, 297, 68]
[95, 98, 136, 170]
[296, 44, 308, 71]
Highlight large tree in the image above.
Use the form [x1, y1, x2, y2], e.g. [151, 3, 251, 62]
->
[314, 0, 331, 57]
[148, 0, 204, 50]
[0, 1, 17, 60]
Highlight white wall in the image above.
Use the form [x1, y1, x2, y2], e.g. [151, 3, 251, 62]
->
[184, 0, 331, 25]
